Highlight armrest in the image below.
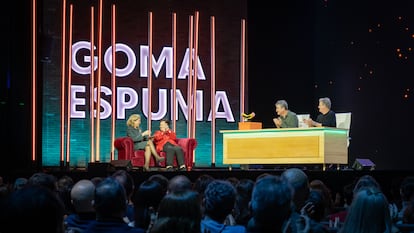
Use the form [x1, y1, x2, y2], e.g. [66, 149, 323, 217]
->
[176, 138, 197, 154]
[176, 138, 197, 169]
[114, 137, 134, 160]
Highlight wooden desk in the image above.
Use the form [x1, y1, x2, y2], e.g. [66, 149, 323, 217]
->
[220, 127, 348, 166]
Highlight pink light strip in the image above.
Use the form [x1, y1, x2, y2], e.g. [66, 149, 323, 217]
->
[95, 0, 103, 161]
[60, 0, 67, 163]
[89, 6, 95, 162]
[110, 4, 116, 160]
[31, 0, 37, 162]
[191, 11, 199, 143]
[187, 15, 194, 138]
[66, 4, 74, 165]
[210, 16, 216, 165]
[240, 19, 246, 122]
[172, 12, 177, 132]
[147, 12, 153, 132]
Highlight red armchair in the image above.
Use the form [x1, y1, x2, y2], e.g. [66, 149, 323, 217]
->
[114, 137, 197, 171]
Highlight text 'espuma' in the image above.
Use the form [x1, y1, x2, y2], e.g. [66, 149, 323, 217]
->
[67, 85, 235, 122]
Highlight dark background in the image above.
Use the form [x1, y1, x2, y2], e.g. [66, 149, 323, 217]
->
[2, 0, 414, 173]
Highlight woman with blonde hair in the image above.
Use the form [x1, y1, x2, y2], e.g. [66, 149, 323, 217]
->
[127, 114, 164, 171]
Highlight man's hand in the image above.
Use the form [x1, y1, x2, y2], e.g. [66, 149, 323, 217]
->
[273, 117, 282, 128]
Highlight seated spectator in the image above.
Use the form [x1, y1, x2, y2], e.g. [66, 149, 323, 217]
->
[112, 169, 136, 224]
[247, 175, 292, 233]
[131, 179, 165, 230]
[150, 190, 202, 233]
[305, 189, 327, 223]
[402, 201, 414, 224]
[281, 168, 329, 233]
[397, 176, 414, 223]
[201, 179, 246, 233]
[338, 187, 393, 233]
[310, 179, 335, 219]
[57, 175, 75, 216]
[83, 177, 145, 233]
[64, 179, 96, 233]
[0, 185, 66, 233]
[234, 178, 254, 227]
[192, 174, 215, 217]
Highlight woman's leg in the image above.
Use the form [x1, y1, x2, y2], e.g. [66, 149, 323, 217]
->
[147, 140, 164, 161]
[143, 145, 151, 171]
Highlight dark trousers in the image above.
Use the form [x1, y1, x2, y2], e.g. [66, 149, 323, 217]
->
[163, 142, 185, 167]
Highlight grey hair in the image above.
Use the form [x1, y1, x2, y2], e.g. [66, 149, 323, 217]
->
[275, 100, 289, 110]
[319, 97, 331, 109]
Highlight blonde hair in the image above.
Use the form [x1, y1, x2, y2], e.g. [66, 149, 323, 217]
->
[127, 114, 141, 127]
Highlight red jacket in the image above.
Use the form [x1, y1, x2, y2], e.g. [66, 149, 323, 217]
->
[153, 129, 178, 152]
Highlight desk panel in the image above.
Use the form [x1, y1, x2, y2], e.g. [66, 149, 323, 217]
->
[221, 127, 348, 165]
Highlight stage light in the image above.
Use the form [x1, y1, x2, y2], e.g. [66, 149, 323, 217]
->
[352, 158, 375, 171]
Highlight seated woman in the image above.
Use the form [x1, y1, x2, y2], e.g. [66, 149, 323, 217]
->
[126, 114, 165, 171]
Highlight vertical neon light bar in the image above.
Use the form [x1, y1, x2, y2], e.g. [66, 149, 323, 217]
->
[89, 6, 95, 162]
[31, 0, 37, 163]
[110, 4, 117, 160]
[187, 15, 194, 138]
[240, 19, 246, 122]
[66, 4, 74, 168]
[191, 11, 199, 143]
[147, 12, 153, 132]
[172, 12, 177, 132]
[60, 0, 67, 166]
[95, 0, 103, 161]
[210, 16, 216, 166]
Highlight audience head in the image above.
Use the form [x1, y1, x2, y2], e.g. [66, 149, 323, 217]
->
[148, 174, 169, 195]
[27, 172, 58, 191]
[90, 176, 104, 186]
[111, 169, 135, 201]
[167, 175, 192, 194]
[93, 177, 127, 220]
[0, 185, 66, 233]
[203, 179, 237, 222]
[339, 187, 392, 233]
[248, 175, 293, 233]
[152, 190, 201, 233]
[353, 174, 381, 194]
[70, 179, 95, 213]
[226, 176, 240, 187]
[133, 179, 165, 229]
[193, 174, 215, 196]
[256, 172, 272, 181]
[281, 168, 310, 211]
[13, 177, 28, 191]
